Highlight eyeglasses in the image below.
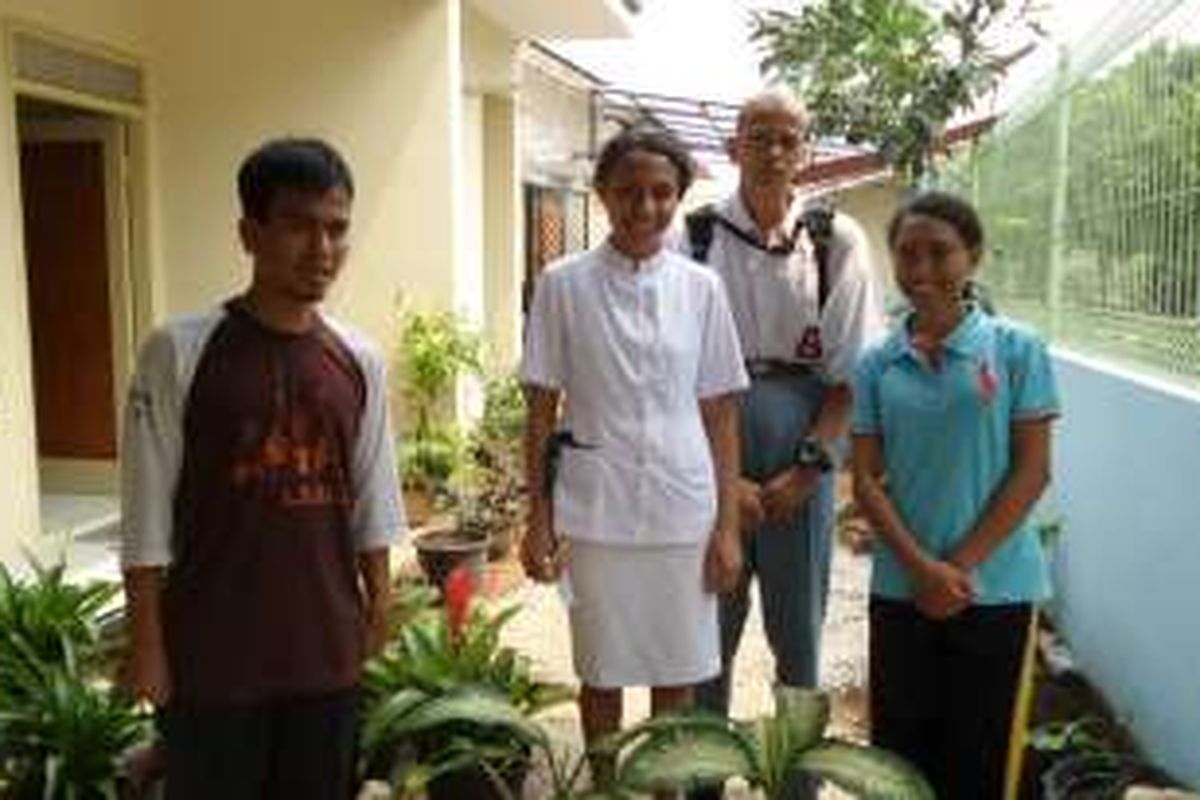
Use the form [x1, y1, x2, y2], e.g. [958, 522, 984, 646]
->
[743, 128, 806, 154]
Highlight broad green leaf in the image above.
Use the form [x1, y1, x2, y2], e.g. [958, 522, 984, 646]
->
[361, 688, 430, 758]
[796, 741, 936, 800]
[599, 709, 738, 755]
[617, 726, 756, 793]
[386, 688, 547, 748]
[773, 686, 830, 752]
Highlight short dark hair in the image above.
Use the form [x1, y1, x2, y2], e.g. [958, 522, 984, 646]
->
[592, 124, 696, 196]
[887, 190, 985, 254]
[237, 137, 354, 222]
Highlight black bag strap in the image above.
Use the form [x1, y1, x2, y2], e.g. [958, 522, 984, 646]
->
[684, 204, 719, 263]
[800, 206, 834, 311]
[685, 203, 837, 310]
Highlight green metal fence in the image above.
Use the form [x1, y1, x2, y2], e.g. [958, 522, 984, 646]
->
[943, 1, 1200, 387]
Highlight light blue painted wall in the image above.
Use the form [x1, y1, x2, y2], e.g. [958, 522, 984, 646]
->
[1050, 350, 1200, 787]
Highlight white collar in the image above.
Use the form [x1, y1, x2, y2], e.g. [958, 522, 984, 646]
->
[599, 238, 670, 276]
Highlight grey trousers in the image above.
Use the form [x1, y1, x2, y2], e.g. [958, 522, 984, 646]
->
[693, 372, 835, 800]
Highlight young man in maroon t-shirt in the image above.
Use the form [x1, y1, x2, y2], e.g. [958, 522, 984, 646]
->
[120, 138, 404, 799]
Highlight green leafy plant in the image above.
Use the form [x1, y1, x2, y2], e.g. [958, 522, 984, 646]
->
[0, 561, 149, 800]
[364, 686, 933, 800]
[400, 423, 467, 496]
[0, 561, 122, 687]
[472, 375, 525, 452]
[399, 310, 484, 438]
[0, 666, 146, 800]
[606, 686, 934, 799]
[397, 310, 483, 500]
[361, 569, 572, 787]
[751, 0, 1044, 182]
[457, 375, 527, 557]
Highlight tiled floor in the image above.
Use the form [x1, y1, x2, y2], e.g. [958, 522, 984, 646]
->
[33, 493, 121, 582]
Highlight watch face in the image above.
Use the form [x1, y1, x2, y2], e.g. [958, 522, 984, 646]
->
[796, 439, 831, 472]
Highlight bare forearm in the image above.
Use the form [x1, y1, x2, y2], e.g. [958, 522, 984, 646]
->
[851, 434, 932, 578]
[124, 567, 166, 657]
[701, 393, 741, 536]
[951, 464, 1050, 571]
[123, 566, 171, 703]
[854, 472, 932, 576]
[358, 547, 391, 612]
[522, 386, 560, 529]
[952, 419, 1053, 570]
[809, 383, 853, 448]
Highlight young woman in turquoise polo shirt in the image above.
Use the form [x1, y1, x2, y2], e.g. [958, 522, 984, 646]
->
[852, 191, 1060, 799]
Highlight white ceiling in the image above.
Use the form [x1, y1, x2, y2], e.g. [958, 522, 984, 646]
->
[468, 0, 633, 40]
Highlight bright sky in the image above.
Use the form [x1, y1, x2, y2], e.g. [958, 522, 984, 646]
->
[552, 0, 1128, 108]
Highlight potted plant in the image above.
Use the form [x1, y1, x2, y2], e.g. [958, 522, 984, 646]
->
[399, 423, 465, 526]
[603, 686, 934, 799]
[1031, 716, 1182, 799]
[466, 376, 526, 561]
[0, 562, 150, 800]
[362, 683, 934, 799]
[397, 309, 483, 525]
[410, 506, 491, 590]
[361, 567, 573, 799]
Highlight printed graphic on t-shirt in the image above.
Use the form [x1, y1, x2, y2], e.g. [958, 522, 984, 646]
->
[231, 410, 351, 508]
[795, 325, 824, 362]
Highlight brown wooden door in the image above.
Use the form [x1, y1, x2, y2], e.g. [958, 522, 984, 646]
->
[20, 139, 117, 459]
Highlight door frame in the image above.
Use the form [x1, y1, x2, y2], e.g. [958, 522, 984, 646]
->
[18, 114, 133, 493]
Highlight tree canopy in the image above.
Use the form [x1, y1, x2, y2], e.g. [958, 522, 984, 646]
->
[751, 0, 1044, 182]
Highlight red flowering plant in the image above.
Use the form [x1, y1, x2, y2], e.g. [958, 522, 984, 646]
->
[359, 567, 573, 787]
[443, 565, 474, 646]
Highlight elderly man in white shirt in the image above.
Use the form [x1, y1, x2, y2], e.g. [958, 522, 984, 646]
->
[520, 125, 748, 791]
[684, 91, 885, 800]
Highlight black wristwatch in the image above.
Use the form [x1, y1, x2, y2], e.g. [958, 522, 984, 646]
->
[793, 435, 833, 473]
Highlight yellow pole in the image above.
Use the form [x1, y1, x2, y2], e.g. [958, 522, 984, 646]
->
[1004, 608, 1041, 800]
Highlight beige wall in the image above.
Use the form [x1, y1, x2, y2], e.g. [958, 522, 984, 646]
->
[0, 0, 550, 561]
[518, 50, 593, 188]
[0, 30, 38, 562]
[463, 5, 513, 95]
[482, 94, 521, 368]
[831, 179, 902, 297]
[0, 0, 147, 53]
[147, 0, 464, 354]
[463, 5, 520, 370]
[1, 0, 472, 560]
[461, 92, 486, 328]
[0, 1, 148, 561]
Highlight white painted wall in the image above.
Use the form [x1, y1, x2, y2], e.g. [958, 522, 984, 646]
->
[1050, 350, 1200, 786]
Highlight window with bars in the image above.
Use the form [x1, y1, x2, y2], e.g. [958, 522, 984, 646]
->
[522, 184, 590, 313]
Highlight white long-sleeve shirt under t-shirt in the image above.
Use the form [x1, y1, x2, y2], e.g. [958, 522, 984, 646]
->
[520, 241, 749, 547]
[701, 194, 885, 384]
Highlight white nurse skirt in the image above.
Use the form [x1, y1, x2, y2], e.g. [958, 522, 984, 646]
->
[565, 538, 720, 689]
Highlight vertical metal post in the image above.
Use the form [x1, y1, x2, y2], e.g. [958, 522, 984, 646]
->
[969, 138, 981, 209]
[1048, 45, 1072, 340]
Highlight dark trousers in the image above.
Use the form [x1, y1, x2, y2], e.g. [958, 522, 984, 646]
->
[869, 598, 1032, 800]
[161, 687, 359, 800]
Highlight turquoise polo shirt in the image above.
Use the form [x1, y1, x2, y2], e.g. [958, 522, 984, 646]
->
[852, 306, 1060, 604]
